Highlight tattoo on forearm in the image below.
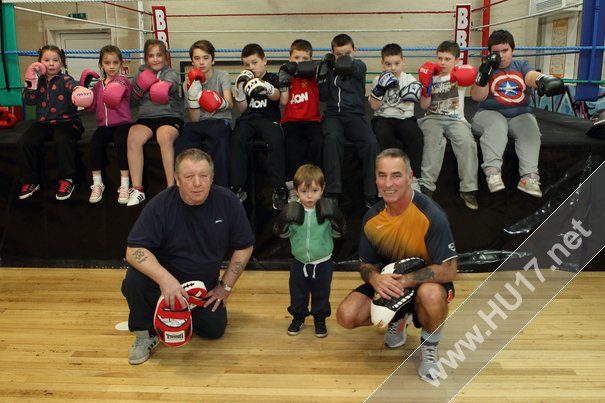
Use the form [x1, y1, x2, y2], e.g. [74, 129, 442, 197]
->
[412, 267, 435, 282]
[229, 261, 243, 275]
[132, 249, 147, 264]
[360, 263, 380, 283]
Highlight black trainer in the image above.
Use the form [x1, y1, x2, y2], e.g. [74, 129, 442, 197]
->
[287, 318, 305, 336]
[229, 186, 247, 203]
[365, 195, 380, 209]
[19, 183, 40, 200]
[314, 317, 328, 338]
[56, 179, 74, 200]
[272, 185, 288, 210]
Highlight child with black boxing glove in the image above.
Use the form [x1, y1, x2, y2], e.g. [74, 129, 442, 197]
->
[273, 164, 346, 338]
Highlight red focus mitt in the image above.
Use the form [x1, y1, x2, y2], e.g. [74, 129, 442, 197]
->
[182, 280, 207, 310]
[153, 296, 193, 347]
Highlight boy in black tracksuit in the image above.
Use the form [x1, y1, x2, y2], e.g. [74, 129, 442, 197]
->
[319, 34, 379, 208]
[229, 43, 288, 210]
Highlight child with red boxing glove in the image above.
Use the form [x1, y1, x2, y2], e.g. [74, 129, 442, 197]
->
[175, 39, 233, 188]
[18, 44, 93, 201]
[417, 40, 480, 210]
[127, 39, 183, 207]
[82, 45, 133, 204]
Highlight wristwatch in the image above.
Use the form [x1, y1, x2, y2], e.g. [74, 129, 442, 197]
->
[220, 279, 232, 292]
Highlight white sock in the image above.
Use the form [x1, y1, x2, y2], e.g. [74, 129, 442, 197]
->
[120, 176, 130, 189]
[92, 175, 102, 186]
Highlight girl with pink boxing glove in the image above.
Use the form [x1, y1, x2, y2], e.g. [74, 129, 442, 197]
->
[18, 44, 93, 201]
[83, 45, 134, 204]
[126, 39, 183, 207]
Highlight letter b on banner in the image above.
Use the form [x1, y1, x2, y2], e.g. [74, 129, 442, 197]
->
[455, 4, 471, 65]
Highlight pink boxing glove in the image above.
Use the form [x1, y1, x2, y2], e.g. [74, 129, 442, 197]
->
[149, 81, 172, 104]
[102, 81, 127, 109]
[79, 68, 100, 88]
[24, 62, 47, 90]
[198, 90, 228, 113]
[71, 86, 94, 108]
[451, 64, 477, 87]
[133, 69, 159, 97]
[417, 62, 442, 97]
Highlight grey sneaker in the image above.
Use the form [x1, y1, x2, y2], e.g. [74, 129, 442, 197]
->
[460, 191, 479, 210]
[128, 330, 159, 365]
[486, 173, 505, 192]
[384, 313, 412, 349]
[517, 176, 542, 198]
[418, 341, 441, 381]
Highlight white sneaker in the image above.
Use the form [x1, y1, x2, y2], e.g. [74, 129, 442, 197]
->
[418, 342, 441, 381]
[486, 173, 505, 192]
[117, 186, 130, 204]
[517, 176, 542, 197]
[384, 313, 412, 348]
[127, 188, 146, 207]
[89, 183, 105, 204]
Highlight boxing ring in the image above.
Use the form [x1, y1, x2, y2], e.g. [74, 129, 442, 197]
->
[0, 0, 604, 271]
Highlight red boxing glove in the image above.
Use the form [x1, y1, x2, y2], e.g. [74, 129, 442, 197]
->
[149, 80, 172, 104]
[133, 69, 159, 97]
[79, 68, 100, 88]
[187, 68, 206, 88]
[102, 81, 127, 109]
[198, 90, 228, 113]
[24, 62, 47, 90]
[451, 64, 477, 87]
[71, 86, 94, 108]
[0, 113, 17, 129]
[417, 62, 442, 97]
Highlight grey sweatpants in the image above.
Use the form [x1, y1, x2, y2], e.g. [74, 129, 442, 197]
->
[471, 110, 541, 177]
[418, 115, 478, 192]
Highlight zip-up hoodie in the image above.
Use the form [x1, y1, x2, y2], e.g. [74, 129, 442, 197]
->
[289, 207, 334, 264]
[319, 58, 367, 116]
[23, 73, 81, 124]
[86, 75, 132, 127]
[131, 64, 183, 120]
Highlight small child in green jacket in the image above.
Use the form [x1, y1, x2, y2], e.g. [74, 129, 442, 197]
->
[273, 164, 346, 338]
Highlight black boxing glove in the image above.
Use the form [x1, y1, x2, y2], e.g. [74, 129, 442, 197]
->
[272, 202, 305, 238]
[296, 61, 319, 79]
[475, 52, 501, 87]
[278, 62, 298, 91]
[316, 197, 347, 238]
[536, 74, 565, 97]
[334, 55, 354, 76]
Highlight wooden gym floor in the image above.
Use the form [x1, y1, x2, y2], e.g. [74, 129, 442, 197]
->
[0, 268, 603, 402]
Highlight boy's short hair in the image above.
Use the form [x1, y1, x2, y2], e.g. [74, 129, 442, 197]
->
[436, 40, 460, 58]
[381, 43, 403, 59]
[189, 40, 215, 60]
[290, 39, 313, 56]
[331, 33, 355, 50]
[488, 29, 516, 51]
[241, 43, 265, 59]
[293, 164, 325, 190]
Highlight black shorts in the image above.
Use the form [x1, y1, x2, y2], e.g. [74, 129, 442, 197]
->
[135, 117, 184, 134]
[354, 281, 455, 327]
